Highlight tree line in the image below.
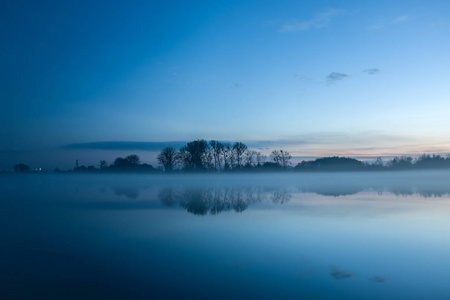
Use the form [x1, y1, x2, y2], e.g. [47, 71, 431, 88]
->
[294, 154, 450, 171]
[10, 139, 450, 173]
[157, 139, 291, 172]
[10, 140, 291, 173]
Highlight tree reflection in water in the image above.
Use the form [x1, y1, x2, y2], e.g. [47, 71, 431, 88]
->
[114, 188, 140, 199]
[158, 186, 292, 215]
[271, 187, 292, 204]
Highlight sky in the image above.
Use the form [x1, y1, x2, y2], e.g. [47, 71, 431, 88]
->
[1, 0, 450, 170]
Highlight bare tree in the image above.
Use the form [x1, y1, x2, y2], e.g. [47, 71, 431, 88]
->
[233, 142, 247, 169]
[271, 150, 291, 168]
[209, 140, 224, 171]
[223, 142, 233, 171]
[245, 150, 258, 167]
[255, 152, 266, 167]
[157, 147, 178, 172]
[373, 157, 383, 168]
[179, 139, 209, 171]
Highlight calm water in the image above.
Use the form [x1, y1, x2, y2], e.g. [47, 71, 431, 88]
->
[1, 172, 450, 299]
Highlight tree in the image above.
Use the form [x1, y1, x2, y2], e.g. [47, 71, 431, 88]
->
[295, 156, 364, 171]
[209, 140, 224, 171]
[271, 150, 291, 168]
[245, 150, 264, 168]
[374, 157, 383, 167]
[126, 154, 140, 166]
[179, 139, 209, 171]
[255, 152, 266, 167]
[14, 163, 30, 173]
[233, 142, 247, 169]
[245, 150, 257, 167]
[157, 147, 178, 172]
[415, 154, 446, 169]
[387, 156, 413, 169]
[112, 154, 141, 170]
[99, 160, 108, 170]
[113, 157, 128, 168]
[222, 142, 233, 171]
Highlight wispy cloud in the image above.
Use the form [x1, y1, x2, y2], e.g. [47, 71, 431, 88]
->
[363, 68, 380, 75]
[368, 23, 384, 30]
[368, 15, 410, 30]
[279, 8, 345, 33]
[430, 19, 447, 27]
[63, 141, 188, 151]
[393, 15, 409, 24]
[326, 72, 348, 83]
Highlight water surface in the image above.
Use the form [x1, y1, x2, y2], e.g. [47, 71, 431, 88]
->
[1, 172, 450, 299]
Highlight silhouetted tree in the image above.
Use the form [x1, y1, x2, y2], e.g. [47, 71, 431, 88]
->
[271, 150, 291, 168]
[113, 157, 129, 168]
[14, 163, 30, 173]
[179, 139, 209, 171]
[126, 154, 140, 165]
[374, 157, 384, 167]
[209, 140, 224, 171]
[387, 156, 413, 170]
[414, 154, 446, 169]
[295, 156, 365, 171]
[204, 146, 214, 170]
[77, 165, 87, 172]
[99, 160, 108, 170]
[233, 142, 247, 169]
[112, 154, 142, 170]
[157, 147, 178, 172]
[222, 142, 233, 171]
[365, 157, 384, 171]
[255, 152, 266, 167]
[245, 150, 258, 167]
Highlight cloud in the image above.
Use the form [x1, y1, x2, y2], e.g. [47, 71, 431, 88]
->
[61, 132, 427, 159]
[329, 266, 354, 280]
[368, 23, 385, 30]
[63, 140, 305, 152]
[280, 8, 345, 33]
[430, 19, 446, 27]
[293, 74, 314, 84]
[63, 141, 188, 151]
[363, 68, 380, 75]
[368, 276, 386, 283]
[393, 15, 408, 24]
[326, 72, 348, 83]
[368, 15, 410, 30]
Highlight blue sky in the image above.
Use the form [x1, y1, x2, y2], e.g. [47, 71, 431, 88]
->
[1, 0, 450, 169]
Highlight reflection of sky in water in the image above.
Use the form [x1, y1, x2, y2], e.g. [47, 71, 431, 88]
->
[1, 172, 450, 299]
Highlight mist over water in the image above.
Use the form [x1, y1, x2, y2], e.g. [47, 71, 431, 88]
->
[1, 171, 450, 299]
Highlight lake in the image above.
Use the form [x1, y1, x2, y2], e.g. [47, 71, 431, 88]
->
[1, 172, 450, 299]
